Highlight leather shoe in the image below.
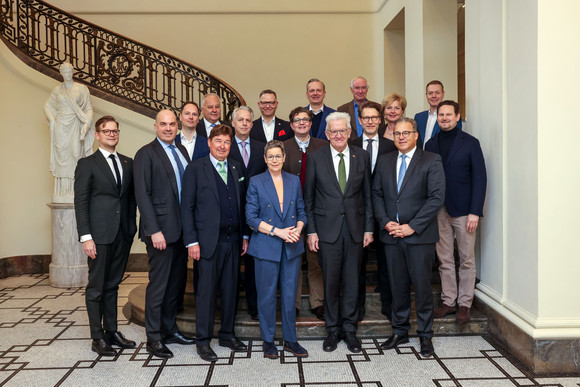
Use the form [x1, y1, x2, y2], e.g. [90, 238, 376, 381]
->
[322, 332, 341, 352]
[456, 306, 471, 324]
[310, 306, 325, 321]
[343, 332, 362, 353]
[163, 331, 195, 345]
[146, 340, 173, 359]
[283, 341, 308, 357]
[263, 341, 279, 359]
[92, 338, 117, 356]
[420, 337, 434, 358]
[434, 303, 456, 318]
[380, 334, 409, 350]
[218, 337, 247, 352]
[105, 331, 136, 349]
[197, 344, 218, 362]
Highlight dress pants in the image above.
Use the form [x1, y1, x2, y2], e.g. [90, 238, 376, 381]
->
[295, 234, 324, 310]
[255, 250, 301, 342]
[86, 230, 131, 339]
[385, 240, 436, 338]
[242, 254, 258, 316]
[195, 239, 239, 346]
[358, 238, 392, 318]
[318, 217, 363, 333]
[145, 239, 187, 341]
[436, 207, 477, 308]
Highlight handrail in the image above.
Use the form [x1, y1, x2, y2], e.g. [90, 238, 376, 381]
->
[0, 0, 245, 120]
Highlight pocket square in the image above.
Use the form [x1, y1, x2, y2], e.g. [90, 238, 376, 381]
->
[238, 177, 245, 182]
[279, 129, 286, 136]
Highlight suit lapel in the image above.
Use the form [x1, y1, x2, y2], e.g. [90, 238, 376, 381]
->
[344, 147, 358, 195]
[263, 172, 283, 218]
[398, 149, 422, 196]
[228, 161, 242, 213]
[152, 140, 179, 197]
[323, 146, 343, 194]
[444, 130, 465, 167]
[93, 151, 119, 193]
[119, 154, 131, 196]
[202, 157, 219, 200]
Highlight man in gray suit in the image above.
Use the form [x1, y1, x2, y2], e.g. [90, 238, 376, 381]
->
[372, 117, 445, 358]
[304, 112, 374, 354]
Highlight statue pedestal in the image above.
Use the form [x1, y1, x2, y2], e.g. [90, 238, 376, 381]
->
[47, 203, 88, 288]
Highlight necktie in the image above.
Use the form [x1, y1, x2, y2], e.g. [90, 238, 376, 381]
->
[366, 139, 373, 171]
[217, 161, 228, 184]
[241, 141, 249, 167]
[169, 145, 184, 184]
[109, 154, 121, 192]
[397, 154, 407, 192]
[338, 153, 346, 193]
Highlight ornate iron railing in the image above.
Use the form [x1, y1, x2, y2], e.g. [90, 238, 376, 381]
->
[0, 0, 245, 119]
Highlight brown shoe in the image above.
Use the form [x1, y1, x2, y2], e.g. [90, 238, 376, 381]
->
[456, 306, 471, 324]
[433, 303, 456, 318]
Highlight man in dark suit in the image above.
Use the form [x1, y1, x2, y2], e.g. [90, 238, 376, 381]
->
[176, 101, 210, 161]
[282, 107, 327, 320]
[228, 106, 266, 321]
[337, 76, 379, 141]
[304, 112, 374, 353]
[196, 93, 232, 138]
[74, 116, 137, 357]
[181, 125, 249, 362]
[372, 117, 445, 358]
[426, 100, 487, 324]
[134, 109, 194, 359]
[349, 101, 397, 321]
[250, 89, 293, 143]
[305, 78, 336, 140]
[414, 80, 462, 148]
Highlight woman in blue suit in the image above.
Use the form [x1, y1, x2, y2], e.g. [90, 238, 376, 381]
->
[246, 140, 308, 359]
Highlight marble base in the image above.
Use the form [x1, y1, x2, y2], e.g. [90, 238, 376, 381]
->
[47, 203, 88, 288]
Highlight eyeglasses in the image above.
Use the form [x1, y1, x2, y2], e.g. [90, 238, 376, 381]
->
[99, 129, 120, 136]
[259, 101, 277, 106]
[292, 118, 311, 123]
[326, 129, 349, 137]
[266, 154, 283, 161]
[393, 130, 417, 138]
[360, 116, 380, 122]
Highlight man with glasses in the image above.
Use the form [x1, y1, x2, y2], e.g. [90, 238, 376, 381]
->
[74, 116, 137, 357]
[337, 76, 378, 141]
[372, 117, 445, 358]
[251, 89, 293, 143]
[304, 112, 374, 353]
[282, 107, 327, 321]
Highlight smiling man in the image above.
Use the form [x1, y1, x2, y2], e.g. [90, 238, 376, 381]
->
[196, 93, 232, 138]
[305, 78, 336, 140]
[337, 76, 379, 140]
[177, 101, 209, 161]
[251, 89, 293, 143]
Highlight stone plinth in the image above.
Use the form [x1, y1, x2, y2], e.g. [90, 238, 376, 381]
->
[47, 203, 88, 288]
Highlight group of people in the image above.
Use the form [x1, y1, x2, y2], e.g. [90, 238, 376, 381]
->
[73, 76, 487, 362]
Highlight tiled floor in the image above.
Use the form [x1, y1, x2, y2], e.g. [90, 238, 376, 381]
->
[1, 273, 579, 387]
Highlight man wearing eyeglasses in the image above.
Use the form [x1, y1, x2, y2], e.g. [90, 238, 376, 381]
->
[304, 112, 374, 354]
[74, 116, 137, 356]
[250, 89, 293, 143]
[372, 117, 445, 358]
[337, 76, 379, 141]
[282, 107, 327, 321]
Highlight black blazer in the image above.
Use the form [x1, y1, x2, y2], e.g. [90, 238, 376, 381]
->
[250, 117, 294, 143]
[181, 156, 247, 258]
[372, 148, 445, 245]
[133, 139, 190, 244]
[228, 138, 267, 182]
[350, 135, 397, 177]
[196, 118, 233, 138]
[74, 150, 137, 244]
[304, 145, 374, 243]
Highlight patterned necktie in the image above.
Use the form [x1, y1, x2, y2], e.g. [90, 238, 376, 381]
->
[109, 154, 121, 192]
[241, 141, 249, 167]
[397, 154, 407, 192]
[217, 161, 228, 184]
[169, 145, 184, 183]
[338, 153, 346, 193]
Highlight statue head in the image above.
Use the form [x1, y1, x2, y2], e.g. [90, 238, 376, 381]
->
[59, 62, 74, 82]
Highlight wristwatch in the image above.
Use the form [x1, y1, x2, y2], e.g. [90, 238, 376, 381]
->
[269, 226, 276, 236]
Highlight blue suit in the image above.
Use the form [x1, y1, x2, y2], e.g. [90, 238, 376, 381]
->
[414, 110, 462, 147]
[246, 170, 307, 342]
[306, 104, 336, 140]
[175, 133, 210, 161]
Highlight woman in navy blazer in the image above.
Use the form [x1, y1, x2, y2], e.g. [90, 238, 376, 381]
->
[246, 140, 308, 359]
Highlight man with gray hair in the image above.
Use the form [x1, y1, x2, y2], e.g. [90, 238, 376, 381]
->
[304, 112, 374, 353]
[196, 93, 232, 138]
[337, 76, 378, 141]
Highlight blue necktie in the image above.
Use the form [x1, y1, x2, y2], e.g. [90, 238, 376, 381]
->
[169, 145, 184, 183]
[397, 154, 407, 192]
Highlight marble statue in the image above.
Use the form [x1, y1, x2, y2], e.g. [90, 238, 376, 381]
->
[44, 62, 94, 203]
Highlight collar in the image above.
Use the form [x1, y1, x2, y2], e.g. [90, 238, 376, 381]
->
[398, 146, 417, 160]
[362, 133, 378, 142]
[209, 154, 227, 169]
[156, 137, 175, 149]
[330, 144, 350, 159]
[98, 147, 118, 159]
[235, 135, 250, 145]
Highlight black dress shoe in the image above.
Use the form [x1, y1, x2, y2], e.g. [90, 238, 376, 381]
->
[343, 332, 362, 353]
[146, 340, 173, 359]
[420, 337, 434, 358]
[92, 338, 117, 357]
[380, 334, 409, 350]
[283, 341, 308, 357]
[322, 332, 341, 352]
[197, 344, 218, 362]
[310, 306, 325, 321]
[218, 337, 247, 352]
[163, 331, 195, 345]
[263, 341, 279, 359]
[105, 331, 136, 349]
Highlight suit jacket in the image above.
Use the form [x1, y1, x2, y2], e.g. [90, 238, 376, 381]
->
[425, 129, 486, 217]
[371, 148, 445, 245]
[282, 136, 327, 178]
[304, 145, 374, 243]
[196, 118, 233, 138]
[306, 104, 336, 140]
[246, 170, 307, 261]
[134, 139, 190, 244]
[250, 117, 294, 143]
[414, 110, 463, 146]
[350, 135, 397, 177]
[74, 150, 137, 244]
[175, 133, 210, 161]
[337, 99, 381, 141]
[228, 138, 267, 184]
[181, 156, 246, 258]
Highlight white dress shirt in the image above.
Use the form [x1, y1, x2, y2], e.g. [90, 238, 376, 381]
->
[362, 133, 379, 172]
[261, 117, 276, 142]
[330, 145, 350, 184]
[396, 146, 417, 185]
[179, 131, 197, 159]
[424, 110, 437, 148]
